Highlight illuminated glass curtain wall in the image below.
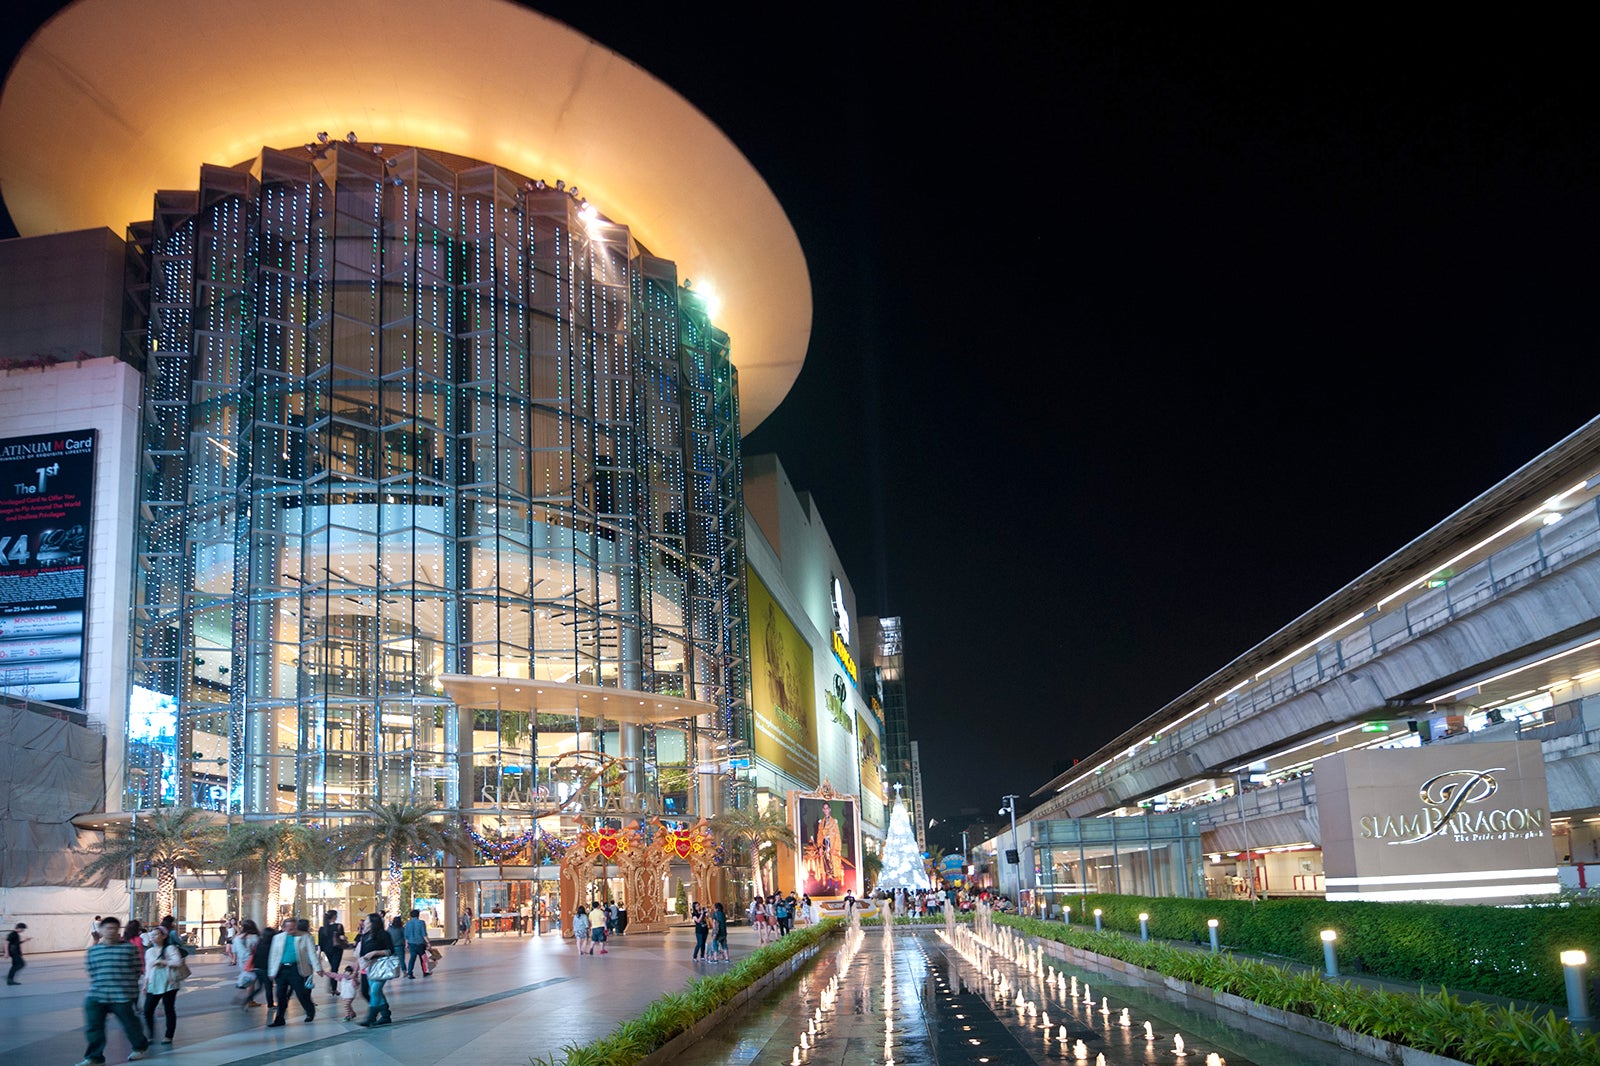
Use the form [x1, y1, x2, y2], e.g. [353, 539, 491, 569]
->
[128, 144, 746, 818]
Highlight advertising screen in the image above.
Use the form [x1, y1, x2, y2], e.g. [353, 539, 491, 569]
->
[0, 430, 96, 707]
[748, 569, 819, 787]
[795, 794, 859, 898]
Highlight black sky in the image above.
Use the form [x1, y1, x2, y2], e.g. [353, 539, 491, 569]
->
[6, 4, 1598, 848]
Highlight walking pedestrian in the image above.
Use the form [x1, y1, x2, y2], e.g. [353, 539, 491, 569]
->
[616, 900, 628, 935]
[6, 922, 28, 985]
[140, 924, 186, 1045]
[336, 964, 358, 1019]
[710, 902, 728, 962]
[459, 906, 474, 944]
[232, 920, 260, 1003]
[588, 901, 608, 954]
[76, 916, 151, 1065]
[318, 910, 348, 995]
[356, 912, 397, 1028]
[266, 918, 319, 1026]
[572, 901, 591, 953]
[402, 909, 430, 978]
[691, 903, 708, 960]
[247, 924, 276, 1012]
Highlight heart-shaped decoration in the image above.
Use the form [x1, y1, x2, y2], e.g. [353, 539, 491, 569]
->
[594, 830, 621, 859]
[672, 834, 694, 859]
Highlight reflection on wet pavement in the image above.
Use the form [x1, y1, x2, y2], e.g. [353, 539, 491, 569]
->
[672, 913, 1387, 1065]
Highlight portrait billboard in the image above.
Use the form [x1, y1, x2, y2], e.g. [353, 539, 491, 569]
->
[0, 430, 96, 707]
[794, 792, 860, 898]
[858, 712, 884, 827]
[748, 569, 819, 786]
[1318, 740, 1556, 903]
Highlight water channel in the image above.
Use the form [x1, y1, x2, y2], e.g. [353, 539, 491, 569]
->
[670, 916, 1388, 1065]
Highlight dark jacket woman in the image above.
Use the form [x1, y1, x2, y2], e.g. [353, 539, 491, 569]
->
[317, 911, 347, 994]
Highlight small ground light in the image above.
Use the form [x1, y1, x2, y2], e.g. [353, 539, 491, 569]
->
[1064, 905, 1071, 926]
[1207, 918, 1219, 954]
[1139, 913, 1150, 941]
[1320, 929, 1339, 978]
[1561, 950, 1591, 1030]
[1094, 908, 1103, 932]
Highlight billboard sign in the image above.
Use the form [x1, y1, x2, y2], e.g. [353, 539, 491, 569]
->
[1318, 740, 1557, 903]
[748, 569, 819, 787]
[793, 788, 861, 898]
[0, 430, 96, 707]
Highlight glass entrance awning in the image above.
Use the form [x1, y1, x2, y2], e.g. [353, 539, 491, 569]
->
[437, 675, 715, 724]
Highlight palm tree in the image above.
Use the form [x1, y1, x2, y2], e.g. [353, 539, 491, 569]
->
[82, 807, 222, 919]
[216, 821, 343, 923]
[340, 802, 472, 915]
[710, 801, 795, 900]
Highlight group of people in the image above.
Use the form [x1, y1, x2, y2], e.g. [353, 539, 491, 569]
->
[72, 907, 441, 1065]
[76, 914, 195, 1065]
[229, 909, 437, 1030]
[747, 892, 815, 944]
[570, 900, 618, 954]
[688, 901, 728, 961]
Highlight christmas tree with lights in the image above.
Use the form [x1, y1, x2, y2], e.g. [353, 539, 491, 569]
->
[876, 785, 932, 891]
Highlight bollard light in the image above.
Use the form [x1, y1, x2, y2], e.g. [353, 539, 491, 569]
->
[1139, 913, 1150, 941]
[1207, 918, 1219, 954]
[1064, 905, 1071, 927]
[1562, 950, 1592, 1030]
[1093, 908, 1103, 932]
[1320, 929, 1339, 978]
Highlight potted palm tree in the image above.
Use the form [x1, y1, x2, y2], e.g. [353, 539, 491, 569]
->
[215, 821, 342, 924]
[710, 801, 795, 904]
[340, 802, 472, 916]
[82, 807, 222, 920]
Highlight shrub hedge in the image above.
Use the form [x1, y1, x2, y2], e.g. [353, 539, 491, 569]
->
[996, 914, 1600, 1066]
[1058, 892, 1599, 1005]
[530, 919, 842, 1066]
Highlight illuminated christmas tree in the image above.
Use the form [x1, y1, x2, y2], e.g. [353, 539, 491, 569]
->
[876, 787, 931, 891]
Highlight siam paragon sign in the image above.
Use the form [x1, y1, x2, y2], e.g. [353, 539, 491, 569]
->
[1320, 739, 1557, 903]
[1361, 766, 1547, 846]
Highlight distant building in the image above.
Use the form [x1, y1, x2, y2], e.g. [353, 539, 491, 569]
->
[863, 615, 915, 837]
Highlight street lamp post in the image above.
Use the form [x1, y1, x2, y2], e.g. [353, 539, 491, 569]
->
[999, 795, 1021, 903]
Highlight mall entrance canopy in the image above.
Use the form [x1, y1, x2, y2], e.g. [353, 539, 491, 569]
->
[437, 676, 716, 725]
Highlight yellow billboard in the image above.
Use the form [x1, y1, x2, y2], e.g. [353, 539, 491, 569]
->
[858, 712, 884, 828]
[748, 569, 819, 787]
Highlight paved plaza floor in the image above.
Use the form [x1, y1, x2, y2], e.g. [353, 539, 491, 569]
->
[0, 925, 765, 1066]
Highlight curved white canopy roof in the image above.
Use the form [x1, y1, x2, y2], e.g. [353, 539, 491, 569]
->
[0, 0, 809, 432]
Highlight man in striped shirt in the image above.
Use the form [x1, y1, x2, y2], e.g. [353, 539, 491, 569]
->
[77, 917, 150, 1065]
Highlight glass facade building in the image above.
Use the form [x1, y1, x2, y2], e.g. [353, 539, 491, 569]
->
[1026, 813, 1204, 916]
[125, 143, 748, 829]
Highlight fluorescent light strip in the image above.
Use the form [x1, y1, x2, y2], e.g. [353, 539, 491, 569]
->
[1227, 726, 1357, 773]
[1325, 867, 1557, 887]
[1253, 613, 1369, 681]
[1327, 883, 1559, 903]
[1428, 636, 1600, 704]
[1378, 479, 1589, 610]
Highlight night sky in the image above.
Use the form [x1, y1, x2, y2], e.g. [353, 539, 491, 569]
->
[6, 5, 1598, 849]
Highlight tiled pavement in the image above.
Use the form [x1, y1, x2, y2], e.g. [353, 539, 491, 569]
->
[4, 921, 1396, 1066]
[0, 924, 766, 1066]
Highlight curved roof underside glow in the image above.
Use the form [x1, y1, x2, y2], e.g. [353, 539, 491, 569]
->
[0, 0, 809, 433]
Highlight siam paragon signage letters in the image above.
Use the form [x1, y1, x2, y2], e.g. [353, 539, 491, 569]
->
[1319, 739, 1557, 902]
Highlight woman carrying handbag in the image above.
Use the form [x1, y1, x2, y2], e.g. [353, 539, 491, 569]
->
[357, 913, 398, 1028]
[142, 925, 187, 1045]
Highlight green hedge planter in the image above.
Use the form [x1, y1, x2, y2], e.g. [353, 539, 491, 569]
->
[531, 920, 843, 1066]
[1053, 892, 1599, 1005]
[995, 914, 1600, 1066]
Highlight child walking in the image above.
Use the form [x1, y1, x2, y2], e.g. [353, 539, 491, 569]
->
[337, 965, 358, 1019]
